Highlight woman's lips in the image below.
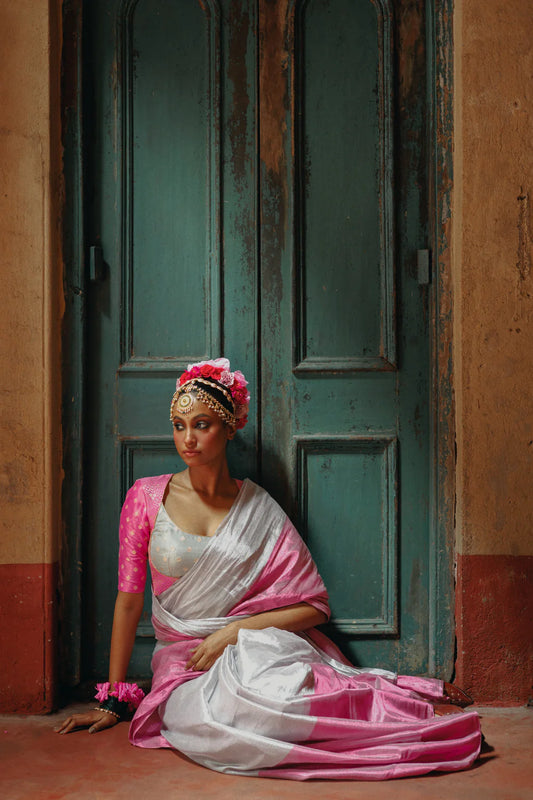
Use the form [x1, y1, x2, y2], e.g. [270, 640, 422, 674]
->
[183, 451, 200, 457]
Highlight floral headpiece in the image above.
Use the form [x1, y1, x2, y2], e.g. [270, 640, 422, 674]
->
[170, 357, 250, 429]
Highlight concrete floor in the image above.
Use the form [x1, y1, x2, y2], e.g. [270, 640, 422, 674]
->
[0, 705, 532, 799]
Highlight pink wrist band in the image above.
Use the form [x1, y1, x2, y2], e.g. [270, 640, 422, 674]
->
[95, 681, 145, 710]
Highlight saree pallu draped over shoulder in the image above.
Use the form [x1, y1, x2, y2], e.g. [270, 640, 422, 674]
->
[128, 478, 481, 780]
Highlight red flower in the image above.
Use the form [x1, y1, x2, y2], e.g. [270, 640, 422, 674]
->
[233, 387, 249, 405]
[200, 365, 222, 380]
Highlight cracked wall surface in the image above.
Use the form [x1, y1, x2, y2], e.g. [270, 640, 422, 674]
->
[454, 0, 533, 703]
[0, 0, 62, 712]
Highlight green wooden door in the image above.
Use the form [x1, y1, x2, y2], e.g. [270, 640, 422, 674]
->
[83, 0, 440, 680]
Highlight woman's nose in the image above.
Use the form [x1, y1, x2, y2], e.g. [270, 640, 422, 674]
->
[184, 428, 196, 445]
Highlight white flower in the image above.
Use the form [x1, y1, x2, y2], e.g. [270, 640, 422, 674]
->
[187, 357, 230, 372]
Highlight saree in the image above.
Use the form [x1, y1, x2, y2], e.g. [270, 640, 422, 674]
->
[125, 476, 481, 780]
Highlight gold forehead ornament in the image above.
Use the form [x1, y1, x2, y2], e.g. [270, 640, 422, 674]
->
[176, 392, 195, 414]
[170, 378, 237, 427]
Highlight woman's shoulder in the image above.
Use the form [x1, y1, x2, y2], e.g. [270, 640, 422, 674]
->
[123, 474, 173, 525]
[240, 478, 288, 517]
[133, 473, 173, 487]
[128, 474, 173, 498]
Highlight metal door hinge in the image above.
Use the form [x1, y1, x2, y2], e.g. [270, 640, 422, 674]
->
[416, 249, 431, 285]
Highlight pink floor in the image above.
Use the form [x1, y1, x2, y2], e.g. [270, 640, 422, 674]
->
[0, 705, 532, 799]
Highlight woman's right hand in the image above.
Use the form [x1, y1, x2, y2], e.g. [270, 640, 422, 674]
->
[54, 708, 119, 735]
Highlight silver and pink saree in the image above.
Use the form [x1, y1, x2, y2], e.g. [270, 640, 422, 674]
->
[124, 476, 481, 780]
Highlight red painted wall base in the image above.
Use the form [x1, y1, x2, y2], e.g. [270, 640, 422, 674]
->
[455, 554, 533, 705]
[0, 563, 57, 713]
[2, 556, 531, 709]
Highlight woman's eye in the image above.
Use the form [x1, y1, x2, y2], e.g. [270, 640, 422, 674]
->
[196, 422, 209, 430]
[173, 423, 183, 431]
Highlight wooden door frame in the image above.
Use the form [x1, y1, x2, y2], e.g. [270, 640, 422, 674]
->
[426, 0, 456, 678]
[59, 0, 456, 690]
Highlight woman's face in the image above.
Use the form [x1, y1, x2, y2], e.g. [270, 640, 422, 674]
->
[172, 398, 234, 467]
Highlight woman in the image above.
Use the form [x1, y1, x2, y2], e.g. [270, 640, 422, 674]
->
[57, 358, 481, 780]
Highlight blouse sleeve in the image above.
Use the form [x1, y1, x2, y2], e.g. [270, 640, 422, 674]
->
[117, 480, 151, 593]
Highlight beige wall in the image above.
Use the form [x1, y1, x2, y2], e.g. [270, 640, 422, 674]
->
[454, 0, 533, 558]
[453, 0, 533, 703]
[0, 0, 62, 712]
[0, 0, 62, 567]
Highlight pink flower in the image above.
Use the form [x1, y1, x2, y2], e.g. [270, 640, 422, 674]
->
[95, 682, 111, 703]
[219, 370, 234, 387]
[233, 370, 248, 387]
[112, 681, 145, 709]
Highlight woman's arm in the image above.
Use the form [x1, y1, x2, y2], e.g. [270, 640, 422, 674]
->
[108, 591, 145, 683]
[55, 591, 144, 734]
[186, 603, 327, 672]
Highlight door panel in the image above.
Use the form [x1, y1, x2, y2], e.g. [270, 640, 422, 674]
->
[300, 437, 397, 634]
[128, 0, 219, 361]
[296, 0, 394, 369]
[84, 0, 435, 679]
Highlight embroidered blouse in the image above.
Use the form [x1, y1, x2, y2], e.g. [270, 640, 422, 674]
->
[150, 505, 210, 579]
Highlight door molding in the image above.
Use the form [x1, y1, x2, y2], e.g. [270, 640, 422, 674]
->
[60, 0, 85, 689]
[427, 0, 456, 677]
[60, 0, 456, 687]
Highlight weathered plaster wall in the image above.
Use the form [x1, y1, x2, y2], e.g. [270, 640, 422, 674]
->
[454, 0, 533, 703]
[0, 0, 62, 712]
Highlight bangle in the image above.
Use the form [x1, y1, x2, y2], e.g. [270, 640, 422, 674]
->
[93, 706, 120, 719]
[98, 695, 128, 720]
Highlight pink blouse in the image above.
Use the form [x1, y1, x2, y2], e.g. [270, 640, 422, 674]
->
[117, 475, 243, 596]
[118, 475, 179, 595]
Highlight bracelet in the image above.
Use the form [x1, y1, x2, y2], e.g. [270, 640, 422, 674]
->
[94, 681, 145, 713]
[93, 706, 120, 719]
[98, 695, 129, 720]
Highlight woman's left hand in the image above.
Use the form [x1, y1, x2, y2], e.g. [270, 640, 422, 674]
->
[186, 624, 239, 672]
[185, 604, 326, 672]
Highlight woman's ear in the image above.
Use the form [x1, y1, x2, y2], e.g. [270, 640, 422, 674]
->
[226, 424, 237, 441]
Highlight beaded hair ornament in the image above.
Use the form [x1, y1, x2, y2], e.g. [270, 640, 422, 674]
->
[170, 357, 250, 430]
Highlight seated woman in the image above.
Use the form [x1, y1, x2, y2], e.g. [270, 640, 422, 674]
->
[57, 358, 481, 780]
